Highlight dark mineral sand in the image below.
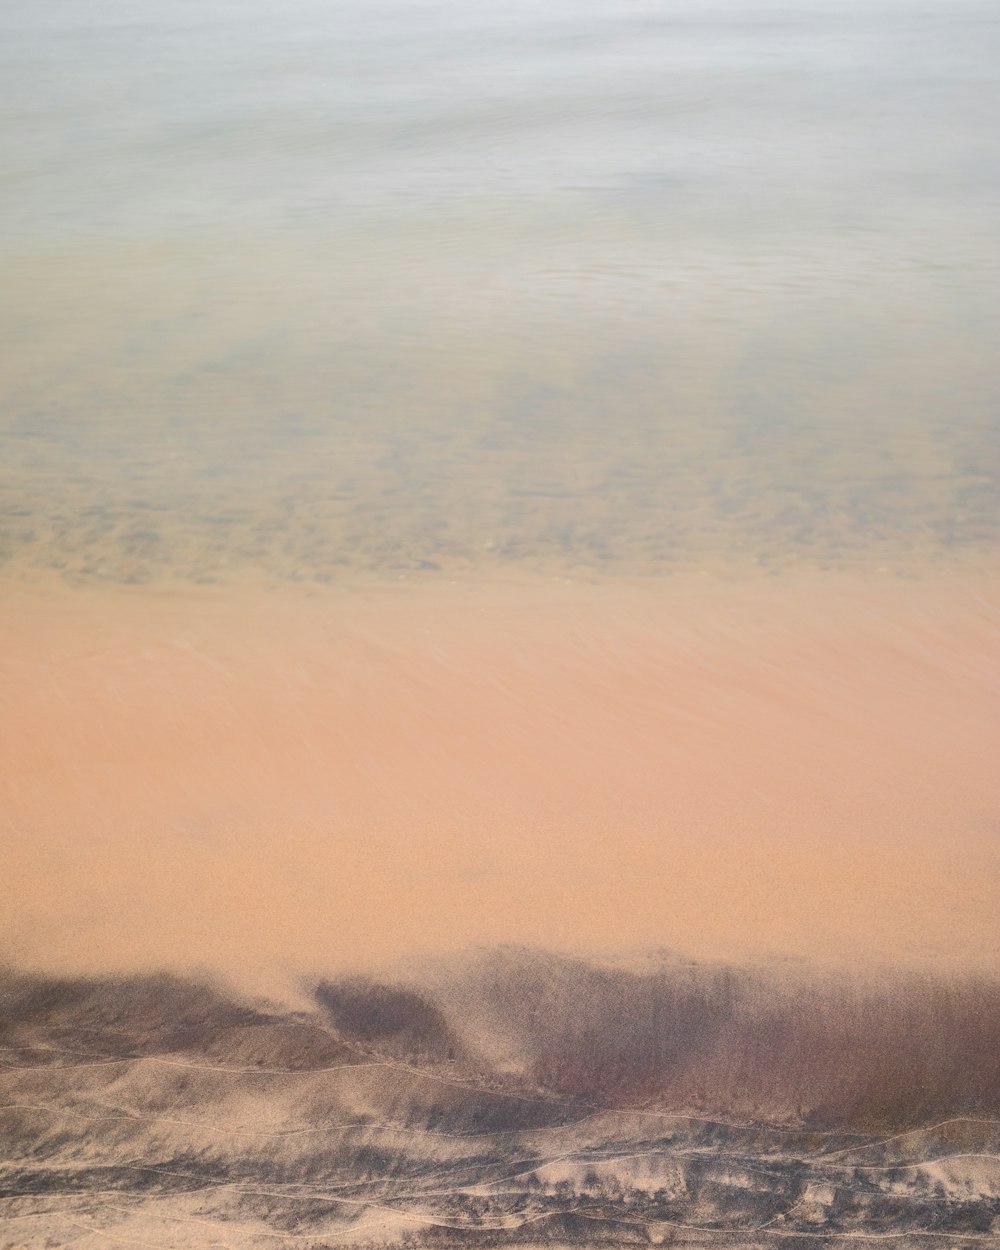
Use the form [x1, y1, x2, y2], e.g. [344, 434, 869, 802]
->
[2, 569, 997, 996]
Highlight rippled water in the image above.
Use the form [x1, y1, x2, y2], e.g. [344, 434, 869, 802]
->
[1, 0, 998, 582]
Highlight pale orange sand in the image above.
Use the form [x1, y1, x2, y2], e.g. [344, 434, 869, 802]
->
[1, 571, 997, 995]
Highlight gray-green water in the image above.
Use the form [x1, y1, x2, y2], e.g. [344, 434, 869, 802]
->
[2, 0, 998, 583]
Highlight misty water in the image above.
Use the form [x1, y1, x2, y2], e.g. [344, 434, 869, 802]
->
[2, 0, 998, 584]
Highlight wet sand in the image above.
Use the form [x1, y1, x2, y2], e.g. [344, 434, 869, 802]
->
[3, 569, 997, 995]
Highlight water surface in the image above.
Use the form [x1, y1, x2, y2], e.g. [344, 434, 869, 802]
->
[1, 0, 997, 582]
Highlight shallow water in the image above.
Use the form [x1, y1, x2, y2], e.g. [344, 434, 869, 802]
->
[1, 0, 998, 987]
[1, 0, 998, 583]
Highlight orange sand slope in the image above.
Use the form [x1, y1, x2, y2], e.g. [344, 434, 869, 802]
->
[1, 572, 997, 992]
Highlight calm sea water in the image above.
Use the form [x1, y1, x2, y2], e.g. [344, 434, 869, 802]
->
[1, 0, 998, 583]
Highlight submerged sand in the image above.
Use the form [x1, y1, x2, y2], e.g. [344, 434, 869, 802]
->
[1, 569, 997, 994]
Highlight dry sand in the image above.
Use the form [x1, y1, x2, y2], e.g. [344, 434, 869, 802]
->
[1, 570, 997, 995]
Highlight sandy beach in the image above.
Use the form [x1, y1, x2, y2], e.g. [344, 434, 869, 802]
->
[3, 569, 996, 996]
[3, 4, 999, 1241]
